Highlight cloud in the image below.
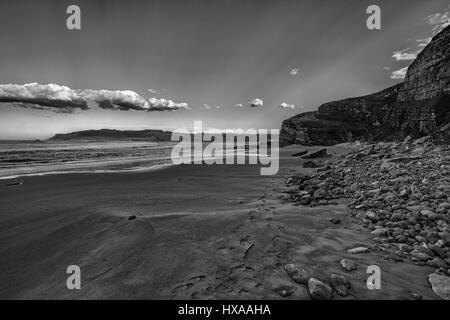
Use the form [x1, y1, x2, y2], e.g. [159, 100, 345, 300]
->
[426, 7, 450, 34]
[390, 67, 408, 79]
[290, 68, 300, 76]
[417, 37, 432, 48]
[233, 103, 243, 108]
[392, 48, 417, 61]
[0, 83, 190, 112]
[200, 104, 211, 110]
[279, 102, 295, 109]
[147, 88, 160, 94]
[147, 97, 190, 111]
[215, 105, 221, 109]
[249, 98, 263, 107]
[388, 7, 449, 78]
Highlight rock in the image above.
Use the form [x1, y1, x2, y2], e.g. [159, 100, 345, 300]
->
[329, 218, 341, 224]
[303, 160, 319, 168]
[429, 244, 446, 259]
[330, 274, 351, 297]
[128, 215, 136, 220]
[291, 150, 308, 157]
[348, 247, 370, 254]
[420, 209, 438, 220]
[438, 202, 450, 210]
[365, 211, 380, 222]
[410, 293, 423, 300]
[307, 278, 333, 300]
[372, 228, 389, 237]
[427, 258, 448, 269]
[428, 273, 450, 300]
[301, 148, 329, 159]
[411, 252, 431, 261]
[274, 285, 296, 297]
[313, 188, 327, 199]
[284, 264, 311, 284]
[340, 259, 357, 271]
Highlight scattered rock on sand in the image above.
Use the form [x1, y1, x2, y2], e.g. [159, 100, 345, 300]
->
[284, 263, 311, 284]
[301, 148, 329, 159]
[330, 274, 351, 296]
[340, 259, 357, 271]
[348, 247, 370, 254]
[291, 150, 308, 157]
[428, 272, 450, 300]
[307, 278, 333, 300]
[303, 160, 319, 168]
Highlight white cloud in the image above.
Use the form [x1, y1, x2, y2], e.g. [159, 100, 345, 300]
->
[200, 104, 211, 110]
[417, 37, 432, 48]
[249, 98, 263, 107]
[390, 67, 408, 79]
[233, 103, 243, 108]
[387, 7, 449, 79]
[392, 48, 417, 61]
[147, 88, 160, 94]
[290, 68, 300, 76]
[0, 83, 190, 112]
[426, 7, 450, 34]
[279, 102, 295, 109]
[215, 105, 221, 109]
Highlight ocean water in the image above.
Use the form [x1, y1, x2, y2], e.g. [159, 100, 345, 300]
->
[0, 140, 271, 180]
[0, 140, 177, 180]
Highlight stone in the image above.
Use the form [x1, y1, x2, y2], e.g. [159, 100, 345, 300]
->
[128, 215, 136, 220]
[365, 211, 380, 222]
[411, 252, 431, 261]
[274, 285, 296, 297]
[329, 274, 351, 297]
[340, 259, 357, 271]
[427, 258, 448, 269]
[307, 278, 333, 300]
[329, 218, 341, 224]
[428, 273, 450, 300]
[429, 244, 446, 259]
[372, 228, 388, 237]
[284, 264, 311, 284]
[301, 148, 329, 159]
[291, 150, 308, 157]
[348, 247, 370, 254]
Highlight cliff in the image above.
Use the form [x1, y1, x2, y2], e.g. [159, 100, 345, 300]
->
[280, 25, 450, 146]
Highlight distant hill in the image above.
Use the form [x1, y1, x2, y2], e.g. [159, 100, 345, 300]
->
[49, 129, 173, 141]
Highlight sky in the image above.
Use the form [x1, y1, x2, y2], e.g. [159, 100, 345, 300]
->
[0, 0, 449, 139]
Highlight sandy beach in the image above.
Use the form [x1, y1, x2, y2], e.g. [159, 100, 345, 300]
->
[0, 145, 438, 299]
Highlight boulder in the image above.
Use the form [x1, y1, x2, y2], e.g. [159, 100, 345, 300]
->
[307, 278, 333, 300]
[428, 273, 450, 300]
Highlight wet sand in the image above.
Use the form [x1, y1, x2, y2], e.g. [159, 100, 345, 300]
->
[0, 146, 438, 299]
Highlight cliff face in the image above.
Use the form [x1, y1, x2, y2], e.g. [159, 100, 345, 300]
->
[280, 25, 450, 146]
